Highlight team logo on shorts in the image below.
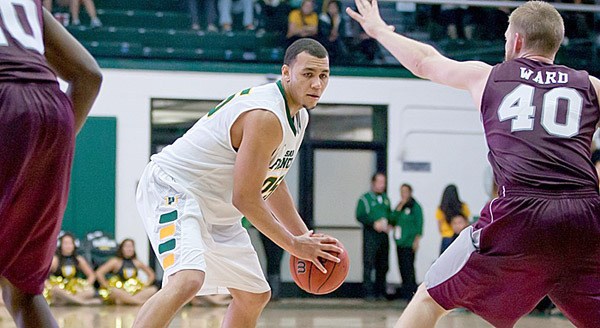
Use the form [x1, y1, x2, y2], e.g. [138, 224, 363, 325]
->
[165, 196, 178, 206]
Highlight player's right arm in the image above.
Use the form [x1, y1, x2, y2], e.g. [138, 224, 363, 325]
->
[232, 109, 341, 273]
[347, 0, 491, 105]
[42, 8, 102, 134]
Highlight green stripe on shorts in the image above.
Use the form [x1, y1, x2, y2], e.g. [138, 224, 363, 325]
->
[158, 239, 176, 254]
[159, 210, 177, 224]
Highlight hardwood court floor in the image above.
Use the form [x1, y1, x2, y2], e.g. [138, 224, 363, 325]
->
[0, 299, 575, 327]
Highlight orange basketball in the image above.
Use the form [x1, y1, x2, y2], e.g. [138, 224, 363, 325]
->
[289, 241, 349, 295]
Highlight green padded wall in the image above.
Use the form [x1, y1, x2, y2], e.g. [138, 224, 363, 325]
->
[62, 117, 117, 240]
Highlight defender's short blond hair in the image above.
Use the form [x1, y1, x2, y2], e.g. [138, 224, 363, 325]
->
[508, 1, 564, 56]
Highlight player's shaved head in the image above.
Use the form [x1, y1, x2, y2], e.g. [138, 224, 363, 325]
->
[284, 38, 328, 66]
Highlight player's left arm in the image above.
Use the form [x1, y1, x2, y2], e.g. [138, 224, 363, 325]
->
[76, 255, 97, 285]
[265, 179, 309, 236]
[347, 0, 491, 96]
[133, 259, 156, 286]
[42, 8, 102, 134]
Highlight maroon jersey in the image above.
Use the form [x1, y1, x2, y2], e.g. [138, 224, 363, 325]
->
[481, 58, 600, 190]
[0, 0, 56, 83]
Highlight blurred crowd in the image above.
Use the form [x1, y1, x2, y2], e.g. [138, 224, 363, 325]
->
[45, 0, 600, 65]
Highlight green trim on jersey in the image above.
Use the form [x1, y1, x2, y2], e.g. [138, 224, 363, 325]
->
[276, 80, 296, 136]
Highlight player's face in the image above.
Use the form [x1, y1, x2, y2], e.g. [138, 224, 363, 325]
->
[595, 162, 600, 185]
[372, 174, 386, 194]
[284, 51, 330, 110]
[122, 240, 135, 258]
[61, 236, 75, 256]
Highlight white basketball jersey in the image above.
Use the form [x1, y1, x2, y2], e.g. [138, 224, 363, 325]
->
[152, 81, 308, 225]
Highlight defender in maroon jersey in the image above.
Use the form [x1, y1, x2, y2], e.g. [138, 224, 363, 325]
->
[0, 1, 101, 327]
[349, 1, 600, 327]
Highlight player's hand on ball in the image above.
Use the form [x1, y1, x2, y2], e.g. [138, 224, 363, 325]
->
[292, 230, 342, 273]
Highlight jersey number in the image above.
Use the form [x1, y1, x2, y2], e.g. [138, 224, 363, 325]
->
[497, 84, 583, 138]
[261, 176, 284, 199]
[0, 0, 44, 54]
[207, 87, 252, 117]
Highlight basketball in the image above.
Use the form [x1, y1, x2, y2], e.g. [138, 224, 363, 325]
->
[289, 241, 349, 295]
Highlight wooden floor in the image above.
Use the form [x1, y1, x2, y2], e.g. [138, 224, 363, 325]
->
[0, 299, 575, 327]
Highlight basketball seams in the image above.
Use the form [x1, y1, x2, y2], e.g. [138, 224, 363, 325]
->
[307, 259, 313, 291]
[316, 257, 338, 294]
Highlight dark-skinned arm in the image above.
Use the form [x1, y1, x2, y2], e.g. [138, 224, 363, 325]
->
[43, 8, 102, 134]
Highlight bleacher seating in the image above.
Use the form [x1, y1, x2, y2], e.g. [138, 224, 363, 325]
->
[68, 1, 286, 63]
[61, 0, 600, 73]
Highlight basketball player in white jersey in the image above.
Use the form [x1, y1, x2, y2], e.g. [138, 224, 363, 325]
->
[134, 38, 342, 328]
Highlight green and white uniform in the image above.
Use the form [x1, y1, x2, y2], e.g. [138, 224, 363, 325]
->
[136, 81, 307, 295]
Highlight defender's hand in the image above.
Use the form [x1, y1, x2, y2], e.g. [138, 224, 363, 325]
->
[346, 0, 394, 39]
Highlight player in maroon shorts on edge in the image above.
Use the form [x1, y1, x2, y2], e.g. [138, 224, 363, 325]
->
[349, 1, 600, 327]
[0, 1, 102, 327]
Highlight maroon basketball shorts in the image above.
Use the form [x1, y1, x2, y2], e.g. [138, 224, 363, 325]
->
[426, 187, 600, 328]
[0, 82, 74, 294]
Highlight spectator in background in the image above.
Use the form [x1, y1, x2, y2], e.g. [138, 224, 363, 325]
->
[95, 239, 157, 305]
[287, 0, 318, 45]
[349, 8, 382, 64]
[439, 4, 473, 40]
[390, 183, 423, 300]
[560, 0, 594, 41]
[436, 184, 470, 254]
[318, 0, 348, 64]
[43, 0, 102, 28]
[593, 149, 600, 190]
[258, 0, 291, 33]
[356, 172, 391, 301]
[450, 214, 470, 241]
[188, 0, 218, 32]
[45, 233, 100, 305]
[218, 0, 255, 32]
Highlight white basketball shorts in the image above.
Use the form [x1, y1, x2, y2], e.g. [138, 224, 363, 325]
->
[136, 161, 270, 295]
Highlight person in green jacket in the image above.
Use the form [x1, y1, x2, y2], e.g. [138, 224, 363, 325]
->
[390, 183, 423, 300]
[356, 172, 391, 300]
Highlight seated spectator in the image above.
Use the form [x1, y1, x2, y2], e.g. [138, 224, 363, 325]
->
[218, 0, 255, 32]
[43, 0, 102, 28]
[286, 0, 318, 45]
[188, 0, 218, 32]
[561, 0, 594, 41]
[439, 4, 473, 40]
[44, 233, 100, 305]
[95, 238, 157, 305]
[349, 8, 382, 64]
[257, 0, 291, 33]
[475, 6, 509, 41]
[318, 0, 348, 63]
